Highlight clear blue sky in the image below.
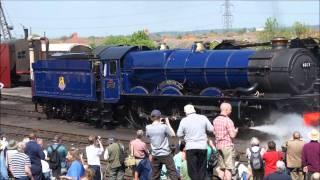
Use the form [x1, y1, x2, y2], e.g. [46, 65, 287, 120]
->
[3, 0, 319, 38]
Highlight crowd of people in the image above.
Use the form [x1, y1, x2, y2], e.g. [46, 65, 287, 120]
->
[0, 102, 319, 180]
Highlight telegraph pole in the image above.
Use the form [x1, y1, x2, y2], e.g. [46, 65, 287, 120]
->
[222, 0, 233, 32]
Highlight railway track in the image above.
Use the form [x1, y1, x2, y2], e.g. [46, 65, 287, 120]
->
[0, 122, 134, 179]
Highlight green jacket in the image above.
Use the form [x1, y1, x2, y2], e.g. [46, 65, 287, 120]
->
[107, 143, 122, 169]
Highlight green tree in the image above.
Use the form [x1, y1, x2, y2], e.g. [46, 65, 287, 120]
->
[103, 30, 156, 49]
[259, 17, 279, 41]
[292, 21, 308, 38]
[104, 35, 129, 46]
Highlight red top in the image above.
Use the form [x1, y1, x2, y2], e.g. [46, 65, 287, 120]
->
[263, 151, 284, 177]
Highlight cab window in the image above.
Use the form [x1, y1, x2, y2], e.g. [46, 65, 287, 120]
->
[109, 61, 117, 75]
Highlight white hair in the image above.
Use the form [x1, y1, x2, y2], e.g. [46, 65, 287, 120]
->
[250, 137, 260, 146]
[276, 160, 286, 172]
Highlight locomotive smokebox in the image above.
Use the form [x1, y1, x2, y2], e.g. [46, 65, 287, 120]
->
[271, 37, 288, 49]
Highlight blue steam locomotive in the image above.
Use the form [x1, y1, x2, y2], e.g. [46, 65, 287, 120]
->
[32, 38, 320, 128]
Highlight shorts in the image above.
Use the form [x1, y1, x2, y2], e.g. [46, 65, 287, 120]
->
[218, 146, 235, 170]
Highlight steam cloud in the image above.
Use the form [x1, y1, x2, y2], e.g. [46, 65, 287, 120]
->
[250, 112, 319, 146]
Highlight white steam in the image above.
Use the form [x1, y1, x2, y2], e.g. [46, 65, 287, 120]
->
[250, 112, 318, 144]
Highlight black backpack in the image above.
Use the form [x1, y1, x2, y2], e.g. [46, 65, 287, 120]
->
[117, 143, 126, 165]
[48, 144, 61, 170]
[249, 147, 263, 170]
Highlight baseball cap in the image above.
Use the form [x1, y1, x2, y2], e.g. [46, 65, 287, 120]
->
[151, 109, 161, 117]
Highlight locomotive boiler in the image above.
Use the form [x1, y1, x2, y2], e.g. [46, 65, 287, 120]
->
[32, 38, 320, 128]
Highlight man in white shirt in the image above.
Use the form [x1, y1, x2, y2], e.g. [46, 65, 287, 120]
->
[86, 135, 104, 180]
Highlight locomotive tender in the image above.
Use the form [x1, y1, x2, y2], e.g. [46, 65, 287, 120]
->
[32, 38, 320, 128]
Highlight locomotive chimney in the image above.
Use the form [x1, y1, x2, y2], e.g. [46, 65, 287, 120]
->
[271, 37, 288, 49]
[23, 28, 29, 40]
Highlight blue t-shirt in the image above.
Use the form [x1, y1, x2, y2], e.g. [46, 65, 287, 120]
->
[66, 160, 84, 180]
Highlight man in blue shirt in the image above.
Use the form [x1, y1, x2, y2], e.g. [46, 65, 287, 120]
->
[24, 133, 45, 180]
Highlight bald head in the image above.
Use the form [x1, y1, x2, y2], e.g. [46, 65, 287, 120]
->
[220, 102, 232, 116]
[293, 131, 301, 139]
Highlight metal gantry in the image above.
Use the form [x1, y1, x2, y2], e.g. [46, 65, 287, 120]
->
[0, 0, 13, 41]
[222, 0, 233, 32]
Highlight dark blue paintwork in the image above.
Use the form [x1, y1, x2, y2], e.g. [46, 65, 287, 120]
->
[100, 60, 121, 103]
[32, 60, 97, 101]
[123, 49, 255, 94]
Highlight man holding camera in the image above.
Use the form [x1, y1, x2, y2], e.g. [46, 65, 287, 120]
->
[146, 109, 178, 180]
[86, 135, 104, 180]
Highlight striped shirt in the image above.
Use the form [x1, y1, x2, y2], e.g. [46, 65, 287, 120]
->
[8, 152, 31, 178]
[213, 115, 236, 149]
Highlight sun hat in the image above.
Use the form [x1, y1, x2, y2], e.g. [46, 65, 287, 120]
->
[184, 104, 196, 115]
[308, 129, 320, 141]
[7, 140, 18, 150]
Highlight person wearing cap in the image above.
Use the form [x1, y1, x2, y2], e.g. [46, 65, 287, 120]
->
[24, 133, 45, 180]
[104, 137, 125, 180]
[283, 131, 305, 180]
[6, 139, 19, 178]
[213, 102, 239, 180]
[47, 135, 68, 178]
[146, 109, 178, 180]
[177, 104, 213, 180]
[302, 129, 320, 179]
[85, 135, 104, 180]
[6, 139, 19, 162]
[8, 142, 33, 180]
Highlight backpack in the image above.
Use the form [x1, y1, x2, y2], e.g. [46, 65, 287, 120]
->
[249, 147, 263, 170]
[208, 148, 219, 169]
[48, 144, 61, 170]
[117, 143, 126, 165]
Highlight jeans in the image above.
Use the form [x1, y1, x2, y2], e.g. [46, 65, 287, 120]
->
[89, 165, 101, 180]
[151, 154, 178, 180]
[186, 149, 207, 180]
[109, 166, 125, 180]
